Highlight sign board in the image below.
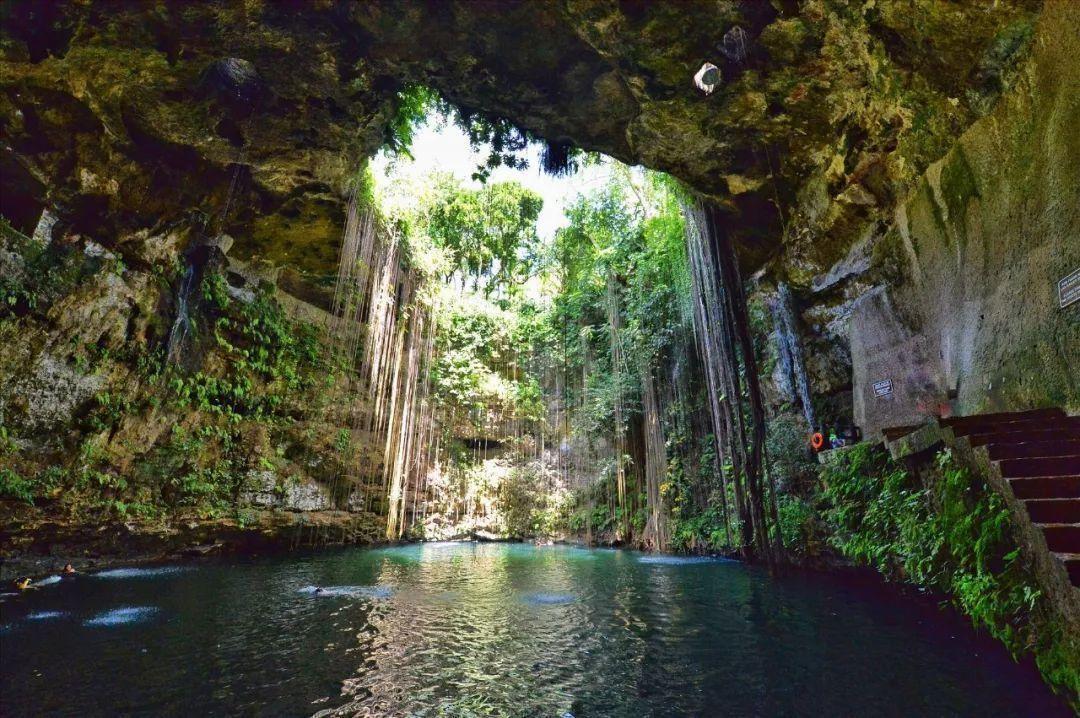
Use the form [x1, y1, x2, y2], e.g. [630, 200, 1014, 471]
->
[872, 379, 893, 397]
[1060, 268, 1080, 309]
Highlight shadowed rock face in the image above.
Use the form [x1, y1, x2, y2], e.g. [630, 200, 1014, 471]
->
[851, 0, 1080, 430]
[0, 0, 1040, 274]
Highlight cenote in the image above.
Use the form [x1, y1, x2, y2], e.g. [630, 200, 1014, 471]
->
[2, 2, 1078, 712]
[0, 543, 1068, 717]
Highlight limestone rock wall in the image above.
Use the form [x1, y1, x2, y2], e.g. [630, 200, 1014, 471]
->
[2, 0, 1040, 274]
[849, 0, 1079, 435]
[0, 220, 382, 548]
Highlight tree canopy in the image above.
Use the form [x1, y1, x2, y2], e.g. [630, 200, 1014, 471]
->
[421, 175, 543, 295]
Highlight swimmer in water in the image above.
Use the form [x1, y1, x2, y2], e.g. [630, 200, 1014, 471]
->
[14, 577, 33, 591]
[314, 587, 324, 595]
[62, 563, 76, 577]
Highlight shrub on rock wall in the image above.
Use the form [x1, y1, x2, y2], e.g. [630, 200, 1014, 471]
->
[819, 444, 1079, 704]
[0, 224, 342, 522]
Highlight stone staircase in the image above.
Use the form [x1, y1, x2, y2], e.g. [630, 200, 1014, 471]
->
[886, 407, 1080, 589]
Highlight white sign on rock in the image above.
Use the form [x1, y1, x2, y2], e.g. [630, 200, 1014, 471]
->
[1059, 268, 1080, 308]
[873, 379, 893, 398]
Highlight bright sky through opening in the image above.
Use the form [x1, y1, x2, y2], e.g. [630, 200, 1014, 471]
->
[371, 115, 615, 242]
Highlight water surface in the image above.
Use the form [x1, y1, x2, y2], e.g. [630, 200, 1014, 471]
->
[0, 542, 1067, 716]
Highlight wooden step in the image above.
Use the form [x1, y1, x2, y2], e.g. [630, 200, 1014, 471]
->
[1037, 524, 1080, 553]
[998, 456, 1080, 478]
[1024, 498, 1080, 524]
[988, 440, 1080, 460]
[1008, 476, 1080, 500]
[940, 407, 1067, 427]
[949, 417, 1080, 439]
[968, 428, 1080, 447]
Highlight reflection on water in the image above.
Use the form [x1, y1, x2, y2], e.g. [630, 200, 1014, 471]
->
[636, 555, 730, 566]
[298, 585, 394, 599]
[25, 611, 67, 621]
[92, 566, 192, 579]
[523, 592, 576, 605]
[84, 606, 160, 627]
[0, 542, 1069, 717]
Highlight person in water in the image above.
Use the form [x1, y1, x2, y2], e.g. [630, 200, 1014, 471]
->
[14, 577, 33, 591]
[62, 563, 76, 577]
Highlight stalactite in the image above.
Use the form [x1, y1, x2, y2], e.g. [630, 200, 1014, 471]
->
[165, 262, 197, 366]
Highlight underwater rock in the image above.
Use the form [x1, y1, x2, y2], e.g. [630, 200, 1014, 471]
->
[10, 353, 105, 432]
[283, 481, 333, 512]
[31, 209, 58, 246]
[240, 471, 333, 512]
[718, 26, 750, 63]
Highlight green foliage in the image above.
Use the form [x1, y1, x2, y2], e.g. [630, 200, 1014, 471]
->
[497, 469, 540, 538]
[775, 494, 817, 559]
[670, 505, 730, 553]
[383, 85, 581, 182]
[174, 465, 234, 510]
[766, 413, 818, 492]
[567, 501, 616, 535]
[430, 293, 547, 428]
[0, 424, 17, 456]
[384, 84, 439, 158]
[335, 428, 352, 455]
[435, 104, 530, 182]
[0, 220, 99, 316]
[661, 420, 741, 553]
[421, 175, 543, 294]
[163, 274, 323, 424]
[548, 168, 693, 460]
[88, 391, 135, 432]
[0, 468, 35, 504]
[821, 445, 934, 576]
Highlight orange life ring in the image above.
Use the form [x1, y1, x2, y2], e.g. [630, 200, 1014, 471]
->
[811, 432, 825, 451]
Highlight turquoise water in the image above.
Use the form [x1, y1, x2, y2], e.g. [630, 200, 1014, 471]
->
[0, 542, 1068, 716]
